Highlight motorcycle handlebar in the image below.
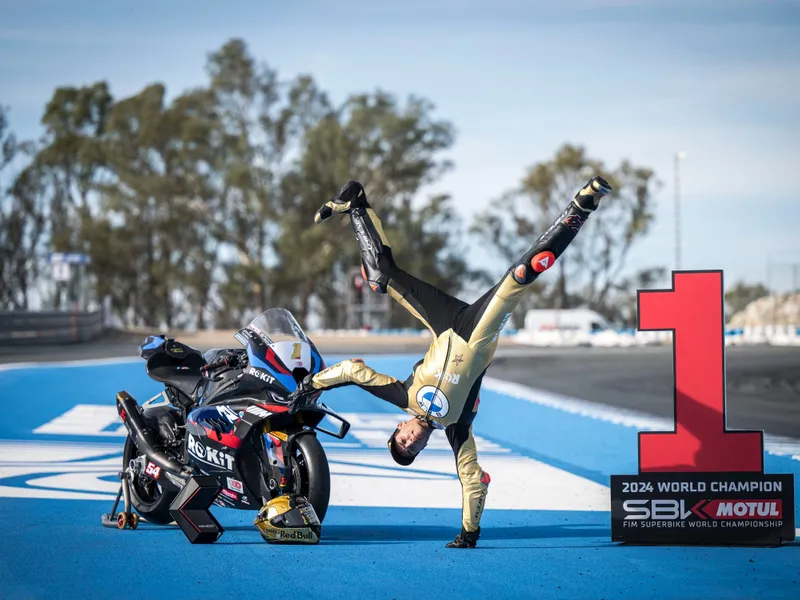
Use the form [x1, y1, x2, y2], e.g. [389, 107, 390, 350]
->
[203, 352, 242, 374]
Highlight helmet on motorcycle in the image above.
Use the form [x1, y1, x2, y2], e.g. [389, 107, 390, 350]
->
[253, 495, 321, 544]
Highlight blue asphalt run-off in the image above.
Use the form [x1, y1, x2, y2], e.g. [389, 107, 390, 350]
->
[0, 354, 798, 600]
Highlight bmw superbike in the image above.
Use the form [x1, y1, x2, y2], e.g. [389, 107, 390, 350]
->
[101, 308, 350, 544]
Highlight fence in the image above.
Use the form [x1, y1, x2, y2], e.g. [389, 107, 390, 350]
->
[0, 310, 105, 345]
[511, 326, 800, 348]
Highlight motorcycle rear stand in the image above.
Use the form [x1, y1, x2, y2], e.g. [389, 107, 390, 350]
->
[101, 469, 140, 530]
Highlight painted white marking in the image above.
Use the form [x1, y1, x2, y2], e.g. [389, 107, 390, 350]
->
[0, 433, 610, 511]
[329, 450, 609, 511]
[33, 405, 126, 436]
[483, 377, 800, 462]
[32, 407, 512, 454]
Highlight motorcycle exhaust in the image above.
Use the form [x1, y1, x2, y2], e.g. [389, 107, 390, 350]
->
[116, 391, 192, 477]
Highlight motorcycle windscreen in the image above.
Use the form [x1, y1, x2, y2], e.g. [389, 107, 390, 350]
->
[244, 308, 310, 345]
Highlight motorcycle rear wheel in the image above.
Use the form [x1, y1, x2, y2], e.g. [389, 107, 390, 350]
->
[122, 436, 178, 525]
[289, 434, 331, 523]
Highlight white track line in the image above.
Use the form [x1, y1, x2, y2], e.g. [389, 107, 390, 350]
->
[0, 356, 140, 372]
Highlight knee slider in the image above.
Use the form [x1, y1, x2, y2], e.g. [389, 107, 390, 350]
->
[511, 250, 557, 284]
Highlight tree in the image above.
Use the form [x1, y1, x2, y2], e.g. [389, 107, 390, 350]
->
[471, 143, 660, 323]
[606, 266, 668, 327]
[724, 281, 770, 320]
[275, 89, 465, 327]
[206, 39, 333, 327]
[0, 106, 48, 310]
[36, 82, 112, 254]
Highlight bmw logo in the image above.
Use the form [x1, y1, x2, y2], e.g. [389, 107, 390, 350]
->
[415, 386, 450, 418]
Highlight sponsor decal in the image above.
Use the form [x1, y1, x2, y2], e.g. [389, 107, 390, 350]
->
[622, 498, 783, 521]
[187, 434, 235, 470]
[562, 214, 585, 232]
[247, 323, 270, 341]
[247, 367, 275, 385]
[531, 251, 555, 273]
[415, 386, 450, 419]
[216, 406, 239, 423]
[227, 477, 244, 494]
[264, 527, 316, 541]
[491, 312, 514, 343]
[144, 462, 161, 480]
[241, 495, 249, 505]
[220, 488, 238, 501]
[245, 405, 271, 419]
[434, 370, 460, 385]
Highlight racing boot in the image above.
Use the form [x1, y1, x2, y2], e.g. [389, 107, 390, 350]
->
[314, 181, 396, 294]
[510, 176, 611, 285]
[313, 180, 370, 224]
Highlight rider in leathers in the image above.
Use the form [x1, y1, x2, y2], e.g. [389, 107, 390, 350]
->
[288, 176, 611, 548]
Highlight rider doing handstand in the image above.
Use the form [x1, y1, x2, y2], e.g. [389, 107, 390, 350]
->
[288, 176, 611, 548]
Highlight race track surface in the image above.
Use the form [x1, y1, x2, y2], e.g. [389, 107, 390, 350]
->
[490, 345, 800, 439]
[4, 336, 799, 437]
[0, 352, 798, 599]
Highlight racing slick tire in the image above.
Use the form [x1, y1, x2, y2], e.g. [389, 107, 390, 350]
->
[290, 434, 331, 523]
[122, 436, 178, 525]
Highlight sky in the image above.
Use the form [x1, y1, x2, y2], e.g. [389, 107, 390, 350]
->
[2, 0, 799, 296]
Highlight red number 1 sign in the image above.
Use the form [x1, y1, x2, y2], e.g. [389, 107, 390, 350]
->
[637, 270, 762, 472]
[610, 270, 795, 545]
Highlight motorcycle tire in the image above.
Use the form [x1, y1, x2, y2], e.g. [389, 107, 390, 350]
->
[122, 436, 179, 525]
[290, 434, 331, 523]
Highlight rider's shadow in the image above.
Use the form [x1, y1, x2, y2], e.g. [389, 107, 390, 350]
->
[139, 522, 610, 546]
[312, 523, 609, 545]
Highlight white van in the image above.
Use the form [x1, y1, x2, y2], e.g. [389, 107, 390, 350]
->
[515, 308, 613, 347]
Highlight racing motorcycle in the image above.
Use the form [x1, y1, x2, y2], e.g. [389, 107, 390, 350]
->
[103, 308, 349, 542]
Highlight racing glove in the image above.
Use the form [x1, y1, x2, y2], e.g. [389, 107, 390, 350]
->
[287, 375, 319, 414]
[445, 527, 480, 548]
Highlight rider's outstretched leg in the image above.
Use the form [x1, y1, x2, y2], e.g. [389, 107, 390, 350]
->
[456, 176, 612, 346]
[509, 175, 611, 286]
[315, 180, 395, 294]
[315, 180, 467, 335]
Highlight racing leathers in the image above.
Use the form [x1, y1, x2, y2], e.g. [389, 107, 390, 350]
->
[295, 176, 611, 546]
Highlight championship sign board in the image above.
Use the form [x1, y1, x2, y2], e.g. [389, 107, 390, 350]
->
[610, 271, 795, 545]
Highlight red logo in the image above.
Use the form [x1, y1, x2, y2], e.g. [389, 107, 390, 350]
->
[514, 265, 526, 280]
[481, 472, 491, 485]
[531, 251, 555, 273]
[119, 408, 127, 422]
[562, 214, 584, 232]
[144, 462, 161, 480]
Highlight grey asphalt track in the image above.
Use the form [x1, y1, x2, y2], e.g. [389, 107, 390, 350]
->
[490, 345, 800, 439]
[2, 333, 798, 438]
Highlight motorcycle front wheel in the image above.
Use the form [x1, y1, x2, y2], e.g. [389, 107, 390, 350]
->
[289, 434, 331, 523]
[122, 436, 179, 525]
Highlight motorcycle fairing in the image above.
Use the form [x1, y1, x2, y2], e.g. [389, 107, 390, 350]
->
[184, 411, 260, 511]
